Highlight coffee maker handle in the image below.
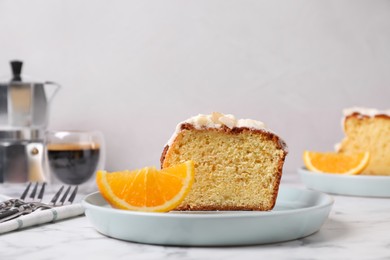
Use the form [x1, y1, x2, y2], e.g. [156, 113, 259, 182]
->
[26, 143, 46, 182]
[43, 81, 61, 102]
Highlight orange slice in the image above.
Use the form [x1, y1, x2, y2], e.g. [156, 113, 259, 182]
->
[303, 151, 370, 175]
[96, 161, 195, 212]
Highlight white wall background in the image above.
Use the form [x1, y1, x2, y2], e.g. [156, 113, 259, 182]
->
[0, 0, 389, 174]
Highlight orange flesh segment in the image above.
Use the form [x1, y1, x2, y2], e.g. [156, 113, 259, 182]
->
[96, 161, 195, 212]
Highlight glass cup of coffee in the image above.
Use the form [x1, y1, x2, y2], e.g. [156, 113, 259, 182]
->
[45, 131, 105, 192]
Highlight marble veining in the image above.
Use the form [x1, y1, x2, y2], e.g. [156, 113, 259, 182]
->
[1, 174, 390, 260]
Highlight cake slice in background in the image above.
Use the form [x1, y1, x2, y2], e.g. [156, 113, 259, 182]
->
[336, 107, 390, 175]
[161, 112, 288, 211]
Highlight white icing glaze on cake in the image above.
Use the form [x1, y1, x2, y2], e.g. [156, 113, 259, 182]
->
[341, 107, 390, 132]
[166, 112, 288, 152]
[343, 107, 390, 118]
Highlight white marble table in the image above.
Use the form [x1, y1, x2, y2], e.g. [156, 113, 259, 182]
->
[1, 174, 390, 260]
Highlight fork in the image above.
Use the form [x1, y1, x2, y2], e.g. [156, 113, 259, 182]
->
[0, 183, 78, 223]
[0, 182, 46, 212]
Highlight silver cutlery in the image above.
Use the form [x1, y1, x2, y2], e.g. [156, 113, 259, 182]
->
[0, 183, 78, 223]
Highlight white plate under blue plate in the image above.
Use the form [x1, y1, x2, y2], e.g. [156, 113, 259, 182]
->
[82, 186, 333, 246]
[299, 167, 390, 197]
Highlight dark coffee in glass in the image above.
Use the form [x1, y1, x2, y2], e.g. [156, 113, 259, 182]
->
[47, 143, 100, 185]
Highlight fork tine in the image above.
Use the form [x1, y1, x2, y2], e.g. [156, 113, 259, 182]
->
[50, 186, 64, 205]
[37, 183, 46, 202]
[59, 186, 71, 205]
[68, 186, 78, 204]
[20, 182, 32, 200]
[29, 182, 39, 201]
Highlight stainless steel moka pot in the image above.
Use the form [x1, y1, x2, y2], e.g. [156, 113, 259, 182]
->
[0, 61, 60, 183]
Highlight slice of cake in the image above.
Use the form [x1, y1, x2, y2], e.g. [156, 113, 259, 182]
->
[160, 112, 288, 211]
[336, 107, 390, 175]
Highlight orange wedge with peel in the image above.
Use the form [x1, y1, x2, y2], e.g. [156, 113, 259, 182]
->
[303, 151, 370, 175]
[96, 160, 195, 212]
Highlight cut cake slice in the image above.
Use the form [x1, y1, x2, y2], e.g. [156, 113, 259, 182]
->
[336, 107, 390, 175]
[161, 112, 288, 211]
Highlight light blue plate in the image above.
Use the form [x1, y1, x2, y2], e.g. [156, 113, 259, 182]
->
[299, 167, 390, 197]
[82, 186, 333, 246]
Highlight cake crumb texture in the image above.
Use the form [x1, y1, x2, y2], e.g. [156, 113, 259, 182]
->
[162, 126, 287, 211]
[338, 114, 390, 175]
